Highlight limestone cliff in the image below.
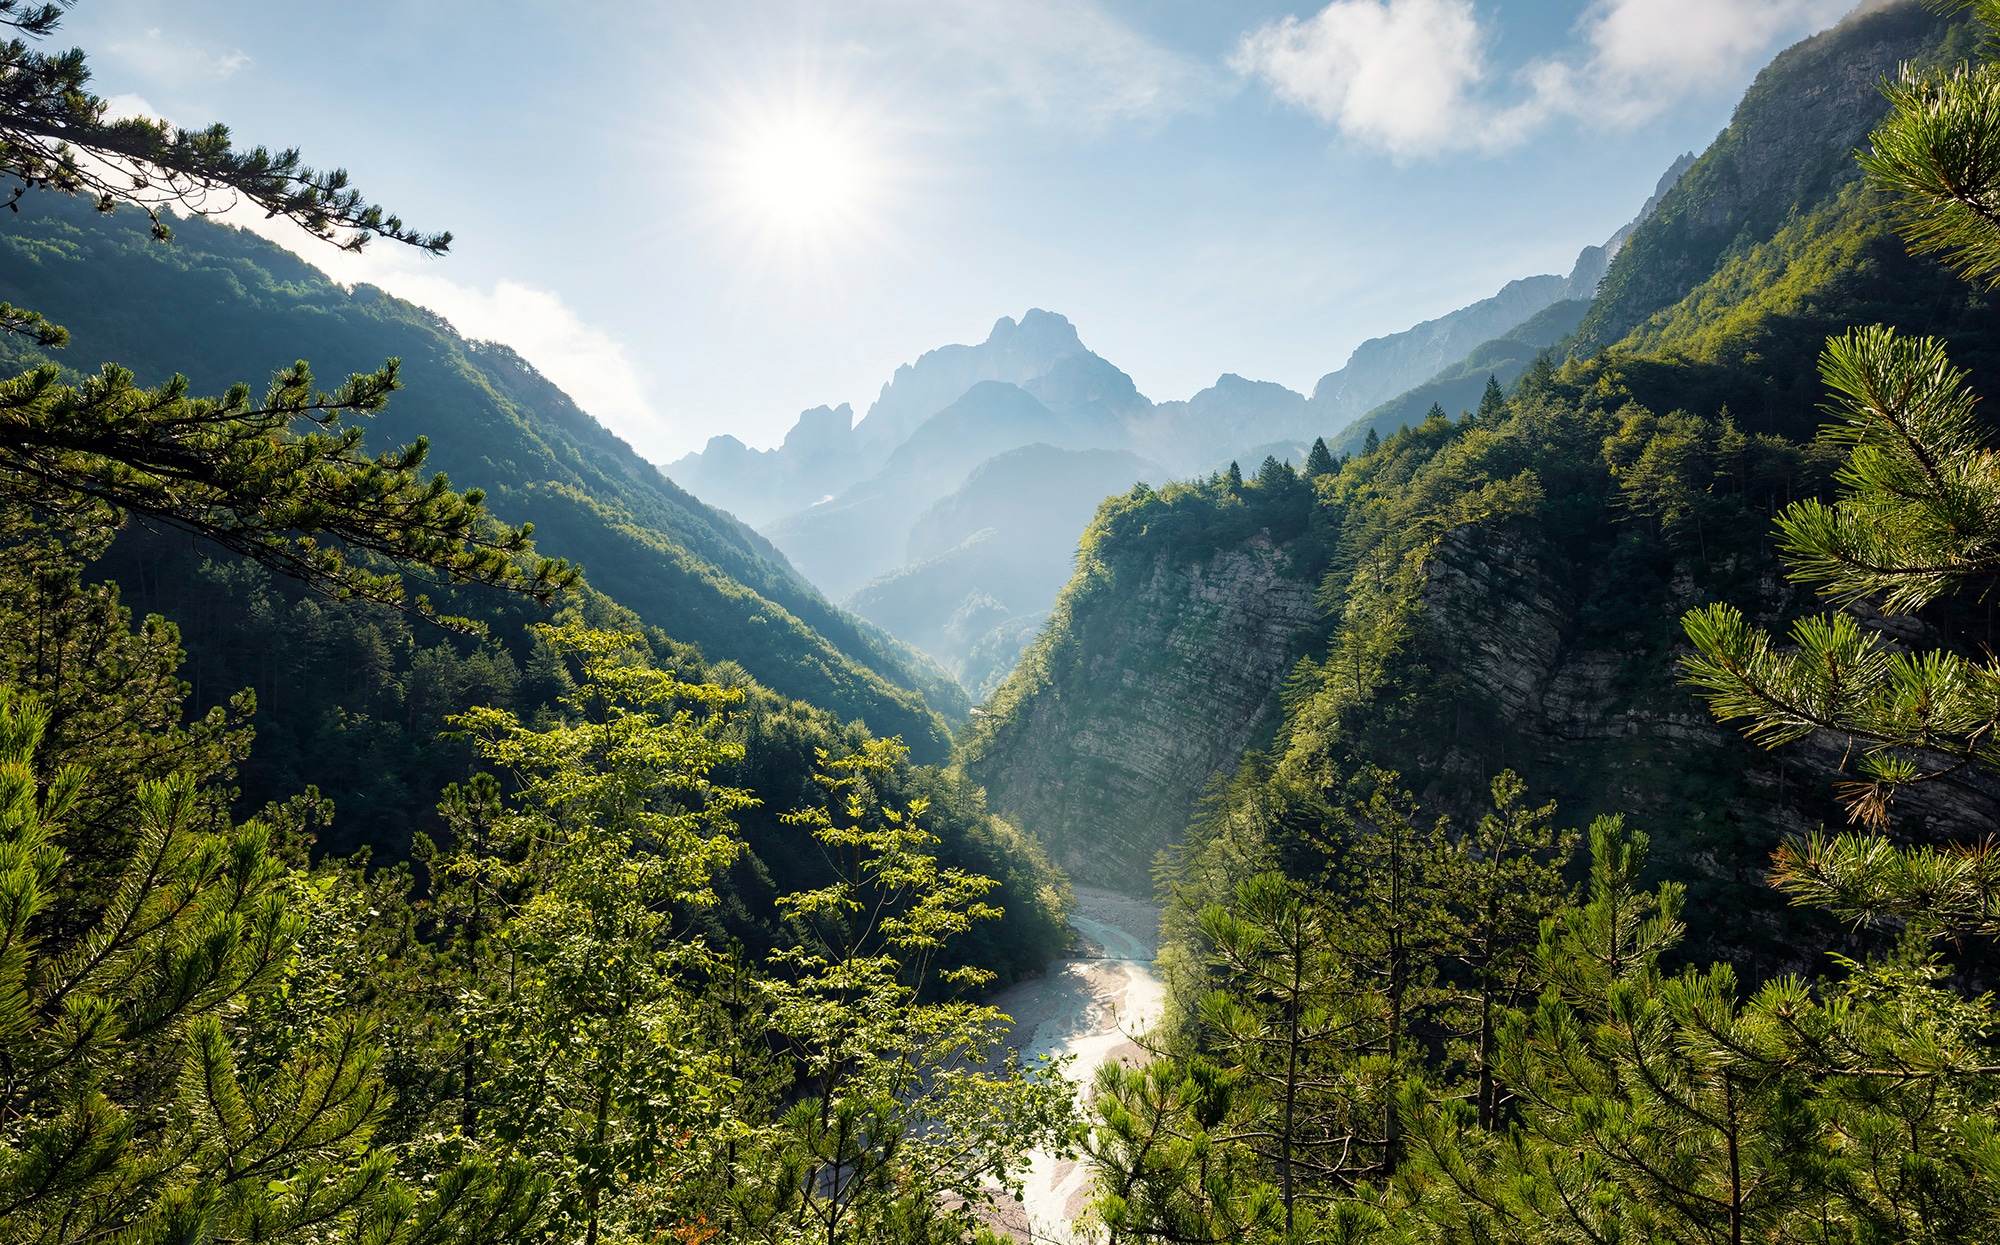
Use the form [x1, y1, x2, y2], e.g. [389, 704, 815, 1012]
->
[959, 476, 1325, 891]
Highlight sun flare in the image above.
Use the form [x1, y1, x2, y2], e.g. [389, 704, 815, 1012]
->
[727, 114, 878, 237]
[739, 123, 860, 227]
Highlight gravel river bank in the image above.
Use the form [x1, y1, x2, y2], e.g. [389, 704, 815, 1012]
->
[984, 887, 1165, 1244]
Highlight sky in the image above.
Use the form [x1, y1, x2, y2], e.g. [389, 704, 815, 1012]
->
[62, 0, 1860, 462]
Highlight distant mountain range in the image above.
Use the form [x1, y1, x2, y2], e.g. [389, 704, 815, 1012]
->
[664, 152, 1699, 694]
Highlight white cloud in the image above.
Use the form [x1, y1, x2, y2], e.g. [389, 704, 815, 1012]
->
[884, 0, 1220, 128]
[1229, 0, 1524, 156]
[105, 27, 250, 87]
[1571, 0, 1851, 124]
[98, 93, 164, 124]
[1235, 0, 1852, 156]
[364, 272, 678, 462]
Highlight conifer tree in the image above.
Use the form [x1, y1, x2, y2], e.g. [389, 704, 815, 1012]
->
[1430, 771, 1575, 1130]
[1087, 1058, 1283, 1245]
[1476, 375, 1506, 423]
[1398, 821, 1786, 1245]
[1363, 428, 1380, 456]
[1196, 872, 1357, 1230]
[1303, 437, 1336, 479]
[0, 1, 446, 251]
[0, 686, 539, 1245]
[1681, 0, 2000, 908]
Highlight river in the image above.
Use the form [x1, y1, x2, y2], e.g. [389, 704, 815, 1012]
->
[984, 887, 1166, 1244]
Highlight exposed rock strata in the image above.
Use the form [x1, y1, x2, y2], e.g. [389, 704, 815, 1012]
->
[964, 537, 1319, 891]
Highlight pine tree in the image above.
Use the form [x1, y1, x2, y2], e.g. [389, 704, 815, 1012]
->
[1226, 460, 1244, 490]
[1431, 771, 1576, 1130]
[1303, 437, 1336, 479]
[1681, 0, 2000, 902]
[1477, 375, 1506, 423]
[1196, 872, 1356, 1231]
[1087, 1058, 1282, 1245]
[1402, 820, 1809, 1245]
[1860, 0, 2000, 287]
[0, 686, 539, 1245]
[0, 3, 444, 251]
[1363, 428, 1380, 456]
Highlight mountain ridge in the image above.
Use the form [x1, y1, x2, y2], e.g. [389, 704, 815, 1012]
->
[956, 0, 1990, 961]
[0, 194, 968, 756]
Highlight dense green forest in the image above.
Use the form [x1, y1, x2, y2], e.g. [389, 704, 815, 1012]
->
[0, 6, 1074, 1243]
[977, 0, 2000, 1239]
[15, 0, 2000, 1239]
[0, 193, 969, 760]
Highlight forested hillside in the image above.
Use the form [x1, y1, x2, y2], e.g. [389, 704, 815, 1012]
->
[992, 1, 2000, 1238]
[0, 5, 1080, 1236]
[664, 181, 1677, 698]
[964, 0, 1992, 969]
[0, 194, 968, 755]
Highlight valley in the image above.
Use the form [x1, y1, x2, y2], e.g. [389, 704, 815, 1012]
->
[8, 0, 2000, 1241]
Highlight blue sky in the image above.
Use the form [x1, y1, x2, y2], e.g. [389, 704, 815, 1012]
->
[63, 0, 1858, 461]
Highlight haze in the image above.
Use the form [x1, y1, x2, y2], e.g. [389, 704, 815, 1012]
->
[68, 0, 1854, 461]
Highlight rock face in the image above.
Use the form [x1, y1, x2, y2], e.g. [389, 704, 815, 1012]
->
[1418, 526, 2000, 849]
[962, 535, 1320, 890]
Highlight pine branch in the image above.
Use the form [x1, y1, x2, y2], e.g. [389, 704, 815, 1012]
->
[0, 11, 446, 253]
[0, 359, 579, 630]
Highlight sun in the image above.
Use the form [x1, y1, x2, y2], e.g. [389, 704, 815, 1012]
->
[738, 122, 861, 227]
[728, 114, 877, 237]
[690, 79, 909, 291]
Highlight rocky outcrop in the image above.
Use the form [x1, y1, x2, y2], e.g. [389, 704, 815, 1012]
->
[1420, 525, 2000, 859]
[962, 535, 1320, 891]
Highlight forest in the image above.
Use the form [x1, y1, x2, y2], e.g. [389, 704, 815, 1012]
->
[8, 0, 2000, 1243]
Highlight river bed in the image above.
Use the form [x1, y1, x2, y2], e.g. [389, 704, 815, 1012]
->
[984, 887, 1166, 1244]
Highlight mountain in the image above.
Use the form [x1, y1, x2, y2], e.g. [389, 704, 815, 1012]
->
[649, 130, 1697, 705]
[0, 195, 1076, 984]
[1307, 151, 1698, 443]
[764, 379, 1104, 600]
[844, 444, 1158, 696]
[665, 310, 1091, 526]
[1329, 296, 1592, 452]
[1303, 272, 1575, 423]
[0, 194, 968, 756]
[1130, 374, 1311, 475]
[1575, 4, 1958, 352]
[958, 0, 1992, 974]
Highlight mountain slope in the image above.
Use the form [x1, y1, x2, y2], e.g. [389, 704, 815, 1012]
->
[844, 444, 1158, 696]
[1575, 0, 1970, 352]
[0, 194, 966, 756]
[1330, 297, 1592, 453]
[957, 0, 1997, 973]
[1304, 273, 1576, 425]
